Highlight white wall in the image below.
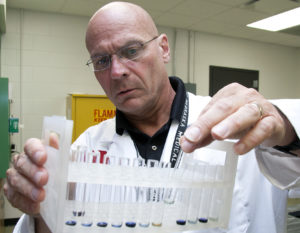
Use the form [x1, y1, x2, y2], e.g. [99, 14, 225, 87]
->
[158, 26, 300, 99]
[2, 8, 300, 155]
[1, 9, 100, 153]
[296, 48, 300, 93]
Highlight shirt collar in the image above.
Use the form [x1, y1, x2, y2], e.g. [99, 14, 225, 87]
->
[116, 76, 186, 135]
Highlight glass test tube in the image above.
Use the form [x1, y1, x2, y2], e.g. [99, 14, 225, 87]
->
[152, 160, 171, 227]
[65, 149, 78, 226]
[138, 186, 151, 227]
[80, 151, 94, 227]
[187, 187, 202, 224]
[122, 158, 138, 228]
[96, 154, 110, 227]
[147, 160, 164, 227]
[66, 147, 88, 226]
[97, 184, 111, 227]
[175, 188, 191, 225]
[174, 162, 193, 226]
[198, 165, 217, 223]
[65, 182, 77, 226]
[208, 165, 224, 221]
[186, 163, 206, 224]
[108, 156, 124, 228]
[82, 151, 105, 227]
[124, 185, 138, 228]
[164, 150, 184, 205]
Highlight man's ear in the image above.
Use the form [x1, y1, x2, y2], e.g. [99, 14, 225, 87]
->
[158, 34, 170, 63]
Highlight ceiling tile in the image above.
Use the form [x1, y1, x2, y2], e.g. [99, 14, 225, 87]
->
[147, 9, 165, 21]
[212, 7, 267, 26]
[239, 0, 300, 15]
[156, 12, 200, 29]
[5, 0, 300, 48]
[169, 0, 230, 19]
[203, 0, 249, 7]
[7, 0, 66, 12]
[128, 0, 185, 12]
[188, 19, 237, 34]
[60, 0, 107, 17]
[220, 25, 263, 40]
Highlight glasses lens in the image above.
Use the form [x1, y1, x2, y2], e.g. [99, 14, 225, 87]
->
[119, 43, 144, 61]
[92, 55, 110, 71]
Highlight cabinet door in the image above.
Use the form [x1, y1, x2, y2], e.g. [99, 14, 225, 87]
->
[70, 95, 116, 142]
[0, 78, 9, 178]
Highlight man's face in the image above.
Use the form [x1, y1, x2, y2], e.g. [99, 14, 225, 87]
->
[86, 12, 170, 116]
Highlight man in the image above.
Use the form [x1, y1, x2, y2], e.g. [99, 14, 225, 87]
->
[4, 1, 300, 233]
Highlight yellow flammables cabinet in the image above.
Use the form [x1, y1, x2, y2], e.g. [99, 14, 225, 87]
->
[67, 94, 116, 142]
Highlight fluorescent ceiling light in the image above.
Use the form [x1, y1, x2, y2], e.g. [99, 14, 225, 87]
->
[247, 7, 300, 31]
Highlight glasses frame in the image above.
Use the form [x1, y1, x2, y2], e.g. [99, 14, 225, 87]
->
[86, 36, 159, 72]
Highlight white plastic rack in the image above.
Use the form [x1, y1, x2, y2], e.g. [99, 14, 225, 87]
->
[40, 116, 238, 233]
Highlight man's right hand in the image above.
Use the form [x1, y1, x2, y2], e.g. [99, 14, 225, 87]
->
[4, 138, 49, 215]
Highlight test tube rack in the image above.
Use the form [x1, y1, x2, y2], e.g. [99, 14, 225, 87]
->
[40, 116, 238, 233]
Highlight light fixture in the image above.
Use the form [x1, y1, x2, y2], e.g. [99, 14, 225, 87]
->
[247, 7, 300, 31]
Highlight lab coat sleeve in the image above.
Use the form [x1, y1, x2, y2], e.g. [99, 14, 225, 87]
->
[12, 214, 35, 233]
[255, 99, 300, 190]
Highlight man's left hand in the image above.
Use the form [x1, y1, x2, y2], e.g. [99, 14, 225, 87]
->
[180, 83, 296, 155]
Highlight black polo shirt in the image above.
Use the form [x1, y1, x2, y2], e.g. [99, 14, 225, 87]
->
[116, 76, 186, 161]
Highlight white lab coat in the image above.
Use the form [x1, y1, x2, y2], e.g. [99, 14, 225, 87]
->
[13, 93, 300, 233]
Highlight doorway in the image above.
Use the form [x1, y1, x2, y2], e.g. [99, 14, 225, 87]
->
[209, 66, 259, 96]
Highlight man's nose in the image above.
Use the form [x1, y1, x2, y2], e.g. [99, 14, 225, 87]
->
[110, 55, 129, 79]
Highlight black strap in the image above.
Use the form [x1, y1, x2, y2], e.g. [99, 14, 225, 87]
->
[274, 138, 300, 157]
[170, 95, 189, 168]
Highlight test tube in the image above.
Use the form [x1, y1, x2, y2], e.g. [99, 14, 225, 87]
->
[122, 158, 138, 228]
[65, 182, 77, 226]
[174, 162, 193, 226]
[108, 156, 124, 228]
[186, 187, 202, 224]
[208, 165, 224, 222]
[124, 185, 138, 228]
[97, 184, 111, 227]
[198, 165, 217, 223]
[186, 162, 206, 224]
[175, 188, 191, 226]
[146, 160, 164, 227]
[80, 151, 94, 227]
[164, 166, 179, 205]
[65, 150, 78, 226]
[110, 184, 125, 228]
[67, 147, 87, 226]
[164, 151, 185, 205]
[151, 187, 165, 227]
[138, 186, 151, 227]
[96, 154, 110, 227]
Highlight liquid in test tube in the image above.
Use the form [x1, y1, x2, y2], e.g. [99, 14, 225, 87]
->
[146, 160, 164, 227]
[198, 165, 217, 223]
[208, 165, 224, 222]
[187, 162, 206, 224]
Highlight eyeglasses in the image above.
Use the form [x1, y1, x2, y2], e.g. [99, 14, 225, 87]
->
[86, 36, 158, 72]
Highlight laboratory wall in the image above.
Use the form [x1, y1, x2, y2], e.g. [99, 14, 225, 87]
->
[160, 26, 300, 98]
[298, 51, 300, 93]
[1, 9, 99, 154]
[1, 7, 300, 156]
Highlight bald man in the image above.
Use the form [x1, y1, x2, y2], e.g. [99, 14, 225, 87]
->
[5, 2, 300, 233]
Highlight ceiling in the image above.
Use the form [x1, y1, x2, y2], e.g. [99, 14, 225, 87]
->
[6, 0, 300, 48]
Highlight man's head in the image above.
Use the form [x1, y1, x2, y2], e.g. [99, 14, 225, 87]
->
[85, 1, 172, 117]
